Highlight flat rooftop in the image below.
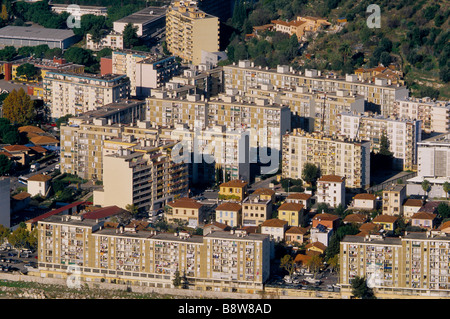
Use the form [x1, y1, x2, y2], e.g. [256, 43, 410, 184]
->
[115, 6, 167, 25]
[0, 26, 75, 41]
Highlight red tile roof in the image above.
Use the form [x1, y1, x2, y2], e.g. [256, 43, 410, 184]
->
[82, 205, 126, 220]
[261, 218, 288, 227]
[216, 202, 242, 211]
[318, 175, 345, 183]
[278, 202, 304, 211]
[354, 193, 376, 200]
[26, 201, 87, 224]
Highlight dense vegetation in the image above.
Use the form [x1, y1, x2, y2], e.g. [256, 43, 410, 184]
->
[223, 0, 450, 99]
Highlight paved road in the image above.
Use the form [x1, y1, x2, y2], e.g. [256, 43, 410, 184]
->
[14, 160, 59, 191]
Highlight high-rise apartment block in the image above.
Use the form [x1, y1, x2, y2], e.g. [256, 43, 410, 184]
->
[111, 50, 179, 97]
[340, 231, 450, 298]
[93, 139, 189, 212]
[223, 61, 409, 116]
[166, 1, 219, 65]
[37, 214, 270, 293]
[282, 129, 371, 189]
[394, 97, 450, 133]
[43, 71, 130, 119]
[338, 112, 422, 171]
[59, 100, 146, 180]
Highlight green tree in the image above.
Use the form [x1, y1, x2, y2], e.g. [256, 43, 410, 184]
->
[421, 179, 431, 198]
[328, 254, 339, 273]
[2, 88, 35, 125]
[15, 63, 39, 81]
[172, 268, 181, 288]
[437, 202, 450, 220]
[64, 47, 94, 66]
[443, 181, 450, 200]
[280, 254, 296, 277]
[301, 163, 320, 186]
[351, 276, 375, 299]
[0, 224, 10, 244]
[125, 204, 139, 217]
[123, 23, 139, 49]
[306, 255, 323, 278]
[8, 225, 30, 249]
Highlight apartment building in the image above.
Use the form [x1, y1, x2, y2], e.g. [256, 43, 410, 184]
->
[241, 193, 273, 227]
[171, 66, 224, 98]
[338, 112, 422, 171]
[394, 97, 450, 133]
[406, 133, 450, 198]
[243, 83, 364, 133]
[43, 71, 130, 119]
[340, 231, 450, 298]
[50, 4, 108, 18]
[111, 50, 179, 97]
[166, 1, 219, 65]
[37, 214, 270, 293]
[223, 60, 409, 116]
[93, 140, 189, 213]
[165, 198, 206, 227]
[261, 218, 288, 242]
[59, 100, 146, 180]
[86, 32, 124, 51]
[382, 184, 406, 216]
[219, 180, 248, 201]
[282, 129, 371, 189]
[215, 202, 242, 228]
[277, 202, 304, 227]
[316, 175, 345, 208]
[146, 91, 291, 158]
[170, 124, 251, 184]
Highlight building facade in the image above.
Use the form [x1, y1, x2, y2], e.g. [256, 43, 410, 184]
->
[282, 129, 371, 189]
[166, 1, 219, 65]
[43, 71, 130, 119]
[37, 215, 270, 293]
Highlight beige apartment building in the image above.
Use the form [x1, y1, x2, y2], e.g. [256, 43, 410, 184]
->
[170, 123, 251, 184]
[43, 71, 130, 119]
[37, 214, 270, 293]
[223, 60, 409, 116]
[338, 112, 422, 171]
[111, 50, 179, 97]
[282, 129, 371, 189]
[241, 193, 273, 227]
[393, 97, 450, 134]
[93, 140, 189, 213]
[242, 83, 365, 134]
[59, 100, 146, 181]
[166, 1, 220, 65]
[382, 184, 406, 216]
[146, 91, 291, 155]
[86, 31, 124, 51]
[340, 231, 450, 298]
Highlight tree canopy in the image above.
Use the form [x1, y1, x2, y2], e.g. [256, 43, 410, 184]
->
[2, 88, 35, 125]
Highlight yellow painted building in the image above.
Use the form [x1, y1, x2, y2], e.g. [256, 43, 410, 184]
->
[166, 0, 219, 65]
[219, 180, 248, 201]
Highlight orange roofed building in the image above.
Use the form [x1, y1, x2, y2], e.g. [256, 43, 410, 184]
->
[165, 197, 206, 227]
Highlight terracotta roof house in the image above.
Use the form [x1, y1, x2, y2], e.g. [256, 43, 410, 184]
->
[18, 125, 45, 135]
[357, 222, 383, 236]
[27, 173, 52, 197]
[215, 202, 242, 228]
[410, 212, 437, 229]
[352, 193, 376, 210]
[166, 197, 206, 226]
[403, 199, 424, 220]
[251, 188, 275, 201]
[439, 221, 450, 233]
[312, 212, 340, 230]
[373, 215, 398, 231]
[219, 180, 248, 201]
[305, 241, 327, 256]
[261, 218, 288, 241]
[294, 253, 312, 267]
[204, 221, 231, 235]
[285, 226, 308, 245]
[30, 135, 59, 146]
[285, 193, 313, 209]
[278, 202, 305, 227]
[82, 205, 127, 221]
[343, 213, 368, 225]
